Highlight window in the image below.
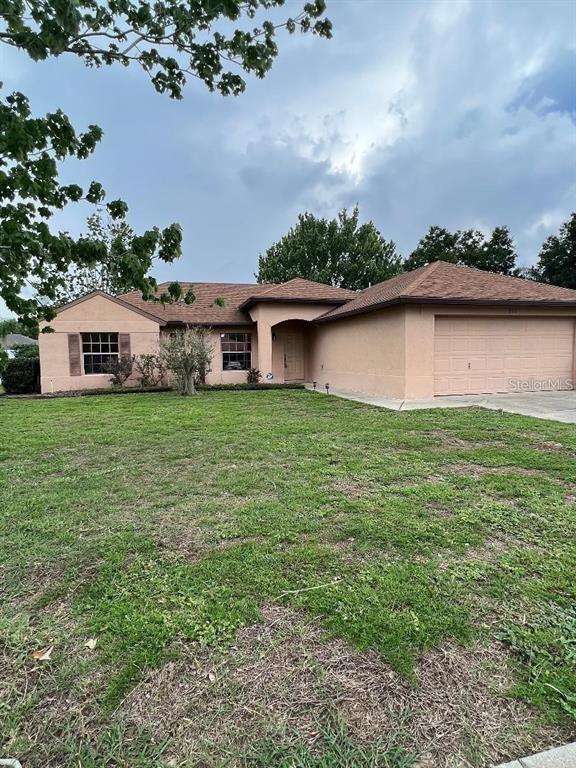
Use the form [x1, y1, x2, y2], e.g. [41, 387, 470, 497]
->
[221, 332, 251, 371]
[81, 332, 119, 374]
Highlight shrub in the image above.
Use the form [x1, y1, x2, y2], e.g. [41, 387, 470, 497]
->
[10, 343, 39, 359]
[198, 382, 304, 391]
[1, 356, 40, 393]
[133, 353, 168, 387]
[0, 348, 8, 375]
[246, 367, 262, 384]
[103, 355, 133, 386]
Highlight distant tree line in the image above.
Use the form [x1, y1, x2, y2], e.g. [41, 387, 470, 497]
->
[256, 208, 576, 291]
[23, 207, 575, 307]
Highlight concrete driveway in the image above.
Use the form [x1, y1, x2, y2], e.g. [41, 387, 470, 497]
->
[317, 388, 576, 424]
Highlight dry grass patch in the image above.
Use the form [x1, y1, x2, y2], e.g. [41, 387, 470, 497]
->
[430, 431, 503, 450]
[120, 606, 566, 768]
[441, 463, 545, 478]
[425, 501, 455, 519]
[332, 476, 379, 499]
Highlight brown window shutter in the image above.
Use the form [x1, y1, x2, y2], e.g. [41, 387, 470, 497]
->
[119, 333, 131, 359]
[68, 334, 81, 376]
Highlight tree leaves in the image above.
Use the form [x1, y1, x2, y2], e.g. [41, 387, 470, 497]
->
[0, 0, 332, 324]
[405, 224, 519, 276]
[1, 0, 332, 100]
[531, 212, 576, 289]
[256, 206, 402, 290]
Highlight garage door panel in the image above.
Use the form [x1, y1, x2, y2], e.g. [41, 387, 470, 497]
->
[469, 338, 488, 352]
[469, 356, 488, 371]
[434, 316, 574, 395]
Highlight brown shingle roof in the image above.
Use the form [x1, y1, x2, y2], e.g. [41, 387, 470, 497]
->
[121, 282, 275, 326]
[238, 278, 357, 309]
[318, 261, 576, 322]
[119, 278, 355, 326]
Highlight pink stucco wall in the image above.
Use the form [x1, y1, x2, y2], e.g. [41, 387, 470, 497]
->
[309, 307, 407, 398]
[39, 295, 161, 393]
[39, 294, 260, 393]
[39, 292, 576, 399]
[188, 327, 258, 385]
[309, 304, 576, 400]
[248, 302, 336, 383]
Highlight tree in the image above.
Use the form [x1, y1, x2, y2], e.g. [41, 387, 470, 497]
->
[160, 328, 214, 395]
[405, 225, 518, 275]
[53, 213, 137, 303]
[257, 206, 401, 290]
[475, 226, 518, 275]
[0, 319, 20, 340]
[0, 1, 332, 326]
[403, 226, 460, 270]
[531, 213, 576, 289]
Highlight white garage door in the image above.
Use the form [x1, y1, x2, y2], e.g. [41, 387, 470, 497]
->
[434, 316, 574, 396]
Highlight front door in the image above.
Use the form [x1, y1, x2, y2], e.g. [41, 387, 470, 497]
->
[284, 332, 305, 381]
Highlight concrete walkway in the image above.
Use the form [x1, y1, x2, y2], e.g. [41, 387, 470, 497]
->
[311, 387, 576, 424]
[495, 741, 576, 767]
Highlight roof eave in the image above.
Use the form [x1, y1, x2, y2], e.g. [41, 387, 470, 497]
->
[55, 290, 167, 325]
[316, 296, 576, 323]
[239, 296, 352, 310]
[165, 320, 256, 328]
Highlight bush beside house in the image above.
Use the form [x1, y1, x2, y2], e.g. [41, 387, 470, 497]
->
[2, 354, 40, 393]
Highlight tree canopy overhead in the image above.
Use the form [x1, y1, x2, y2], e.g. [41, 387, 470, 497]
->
[256, 206, 402, 290]
[0, 0, 331, 99]
[0, 0, 332, 325]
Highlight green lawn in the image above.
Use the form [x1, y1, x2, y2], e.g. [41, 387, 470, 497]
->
[1, 390, 575, 767]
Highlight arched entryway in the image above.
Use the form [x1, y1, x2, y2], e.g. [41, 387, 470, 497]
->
[271, 319, 313, 383]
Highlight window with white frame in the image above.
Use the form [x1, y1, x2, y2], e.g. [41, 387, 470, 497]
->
[221, 332, 251, 371]
[81, 332, 119, 374]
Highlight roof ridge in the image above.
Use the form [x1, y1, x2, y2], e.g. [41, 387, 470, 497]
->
[402, 261, 443, 296]
[412, 260, 576, 296]
[154, 280, 267, 288]
[254, 281, 286, 296]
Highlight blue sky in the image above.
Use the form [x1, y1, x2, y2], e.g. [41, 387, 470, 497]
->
[2, 0, 575, 296]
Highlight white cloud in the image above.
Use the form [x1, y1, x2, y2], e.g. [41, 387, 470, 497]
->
[216, 0, 575, 263]
[3, 0, 574, 289]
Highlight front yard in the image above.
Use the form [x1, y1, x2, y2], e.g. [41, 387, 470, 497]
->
[1, 390, 575, 767]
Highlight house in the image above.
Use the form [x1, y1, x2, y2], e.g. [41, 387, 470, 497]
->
[38, 261, 576, 398]
[1, 333, 38, 359]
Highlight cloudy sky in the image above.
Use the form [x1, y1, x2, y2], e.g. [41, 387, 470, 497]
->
[2, 0, 575, 291]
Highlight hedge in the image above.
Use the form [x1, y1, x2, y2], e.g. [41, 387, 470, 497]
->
[1, 357, 40, 394]
[1, 383, 306, 399]
[197, 383, 305, 391]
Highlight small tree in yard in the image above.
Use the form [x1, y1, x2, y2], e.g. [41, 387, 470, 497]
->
[160, 328, 214, 395]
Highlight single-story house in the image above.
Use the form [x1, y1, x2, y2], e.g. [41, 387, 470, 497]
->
[1, 333, 38, 359]
[39, 261, 576, 398]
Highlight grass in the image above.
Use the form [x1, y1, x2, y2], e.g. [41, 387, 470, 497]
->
[0, 389, 575, 766]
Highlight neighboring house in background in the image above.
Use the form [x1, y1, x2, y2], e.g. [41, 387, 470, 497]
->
[1, 333, 38, 359]
[38, 262, 576, 398]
